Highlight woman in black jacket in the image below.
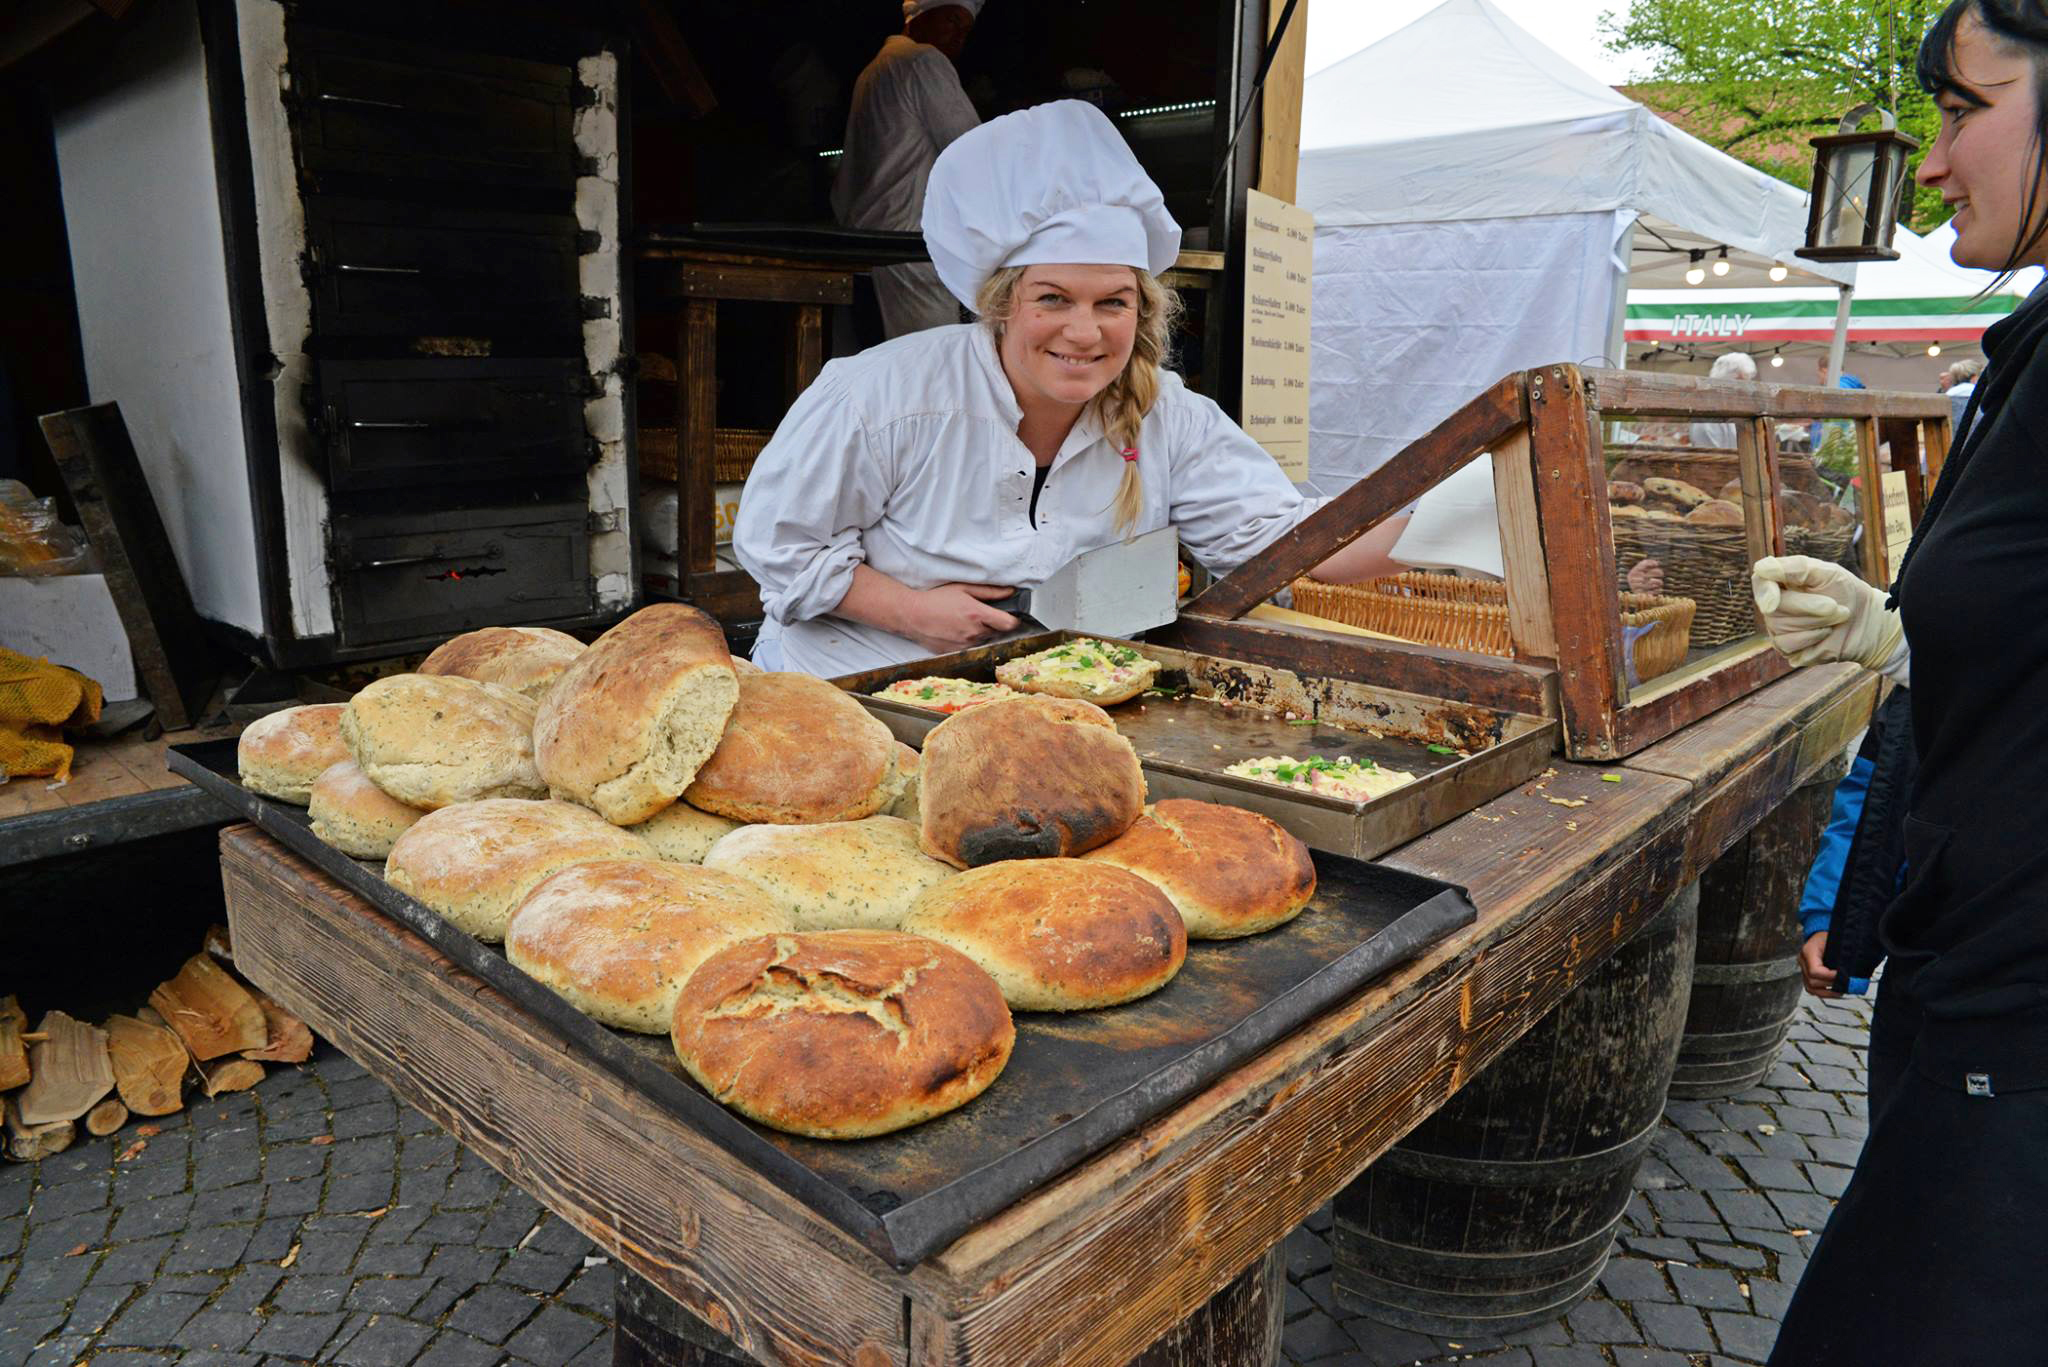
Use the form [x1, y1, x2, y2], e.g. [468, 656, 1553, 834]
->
[1749, 2, 2048, 1359]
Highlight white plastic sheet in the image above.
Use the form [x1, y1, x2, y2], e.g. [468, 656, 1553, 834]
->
[1308, 213, 1621, 490]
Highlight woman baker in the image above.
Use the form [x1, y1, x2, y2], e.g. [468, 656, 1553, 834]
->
[1750, 2, 2048, 1360]
[735, 100, 1397, 674]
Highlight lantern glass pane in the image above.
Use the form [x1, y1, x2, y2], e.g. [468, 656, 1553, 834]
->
[1818, 143, 1879, 246]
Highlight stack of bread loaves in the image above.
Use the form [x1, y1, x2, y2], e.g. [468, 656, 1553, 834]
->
[233, 607, 1321, 1141]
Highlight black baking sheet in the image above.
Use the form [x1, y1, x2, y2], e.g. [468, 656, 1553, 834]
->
[172, 738, 1473, 1268]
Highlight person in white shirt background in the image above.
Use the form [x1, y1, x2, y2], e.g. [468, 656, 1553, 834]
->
[832, 0, 984, 339]
[1688, 350, 1757, 449]
[738, 100, 1402, 675]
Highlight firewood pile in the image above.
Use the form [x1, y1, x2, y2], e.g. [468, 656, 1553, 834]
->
[1, 926, 313, 1160]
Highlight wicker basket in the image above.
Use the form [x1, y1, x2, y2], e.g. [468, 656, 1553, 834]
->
[1289, 572, 1698, 684]
[1785, 522, 1861, 576]
[1609, 520, 1757, 647]
[1605, 445, 1825, 495]
[637, 427, 771, 483]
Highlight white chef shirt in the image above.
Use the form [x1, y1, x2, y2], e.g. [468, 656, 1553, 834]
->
[735, 324, 1324, 675]
[831, 36, 980, 234]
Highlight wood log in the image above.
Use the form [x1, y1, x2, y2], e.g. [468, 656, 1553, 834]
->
[0, 996, 27, 1091]
[4, 1095, 74, 1161]
[106, 1014, 187, 1117]
[149, 953, 267, 1060]
[195, 1056, 265, 1098]
[241, 992, 314, 1065]
[18, 1011, 116, 1126]
[85, 1098, 129, 1137]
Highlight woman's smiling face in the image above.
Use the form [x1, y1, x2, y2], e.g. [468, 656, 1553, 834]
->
[997, 265, 1140, 411]
[1919, 10, 2048, 270]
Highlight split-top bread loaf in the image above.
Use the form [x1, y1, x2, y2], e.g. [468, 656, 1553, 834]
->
[534, 604, 740, 825]
[1084, 799, 1317, 939]
[918, 694, 1145, 867]
[671, 930, 1014, 1139]
[684, 671, 897, 824]
[418, 626, 586, 701]
[340, 675, 544, 809]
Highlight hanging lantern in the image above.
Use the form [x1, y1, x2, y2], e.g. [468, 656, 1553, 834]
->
[1797, 103, 1917, 262]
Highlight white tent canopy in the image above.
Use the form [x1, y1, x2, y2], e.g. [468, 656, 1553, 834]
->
[1298, 0, 1851, 491]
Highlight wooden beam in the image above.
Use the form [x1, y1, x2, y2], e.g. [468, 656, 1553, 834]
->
[1489, 430, 1556, 663]
[681, 299, 718, 577]
[1585, 369, 1949, 421]
[1189, 373, 1528, 620]
[1527, 365, 1626, 759]
[37, 404, 219, 730]
[1256, 0, 1308, 203]
[632, 0, 718, 116]
[1854, 416, 1887, 584]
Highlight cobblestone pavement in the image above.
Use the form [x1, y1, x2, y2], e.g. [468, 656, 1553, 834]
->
[0, 991, 1869, 1366]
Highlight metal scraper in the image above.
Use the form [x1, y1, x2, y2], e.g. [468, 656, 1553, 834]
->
[995, 526, 1181, 637]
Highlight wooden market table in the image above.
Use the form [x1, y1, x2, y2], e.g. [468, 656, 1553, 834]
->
[211, 662, 1874, 1367]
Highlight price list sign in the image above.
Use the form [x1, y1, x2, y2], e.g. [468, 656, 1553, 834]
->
[1241, 189, 1313, 480]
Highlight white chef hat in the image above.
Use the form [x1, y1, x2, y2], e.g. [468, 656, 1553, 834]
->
[922, 100, 1182, 309]
[903, 0, 982, 19]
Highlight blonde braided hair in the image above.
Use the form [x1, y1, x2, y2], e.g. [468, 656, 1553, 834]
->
[975, 266, 1182, 536]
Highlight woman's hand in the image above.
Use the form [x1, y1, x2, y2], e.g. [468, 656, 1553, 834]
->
[1799, 930, 1842, 999]
[1626, 558, 1664, 595]
[835, 565, 1021, 655]
[896, 583, 1021, 655]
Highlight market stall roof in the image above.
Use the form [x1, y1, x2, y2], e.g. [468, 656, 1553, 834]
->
[1626, 222, 2040, 347]
[1297, 0, 1855, 288]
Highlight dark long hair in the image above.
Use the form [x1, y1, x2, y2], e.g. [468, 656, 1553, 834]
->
[1918, 0, 2048, 273]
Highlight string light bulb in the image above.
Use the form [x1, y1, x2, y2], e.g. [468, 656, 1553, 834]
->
[1768, 264, 1790, 282]
[1928, 342, 1943, 357]
[1684, 250, 1707, 285]
[1712, 247, 1731, 276]
[1770, 352, 1785, 368]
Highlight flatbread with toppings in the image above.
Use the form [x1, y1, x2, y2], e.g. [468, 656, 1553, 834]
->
[994, 638, 1160, 706]
[872, 678, 1020, 713]
[1224, 754, 1417, 804]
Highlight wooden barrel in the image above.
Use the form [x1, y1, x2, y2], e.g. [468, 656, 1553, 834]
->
[1332, 881, 1698, 1337]
[1669, 774, 1839, 1099]
[613, 1249, 1286, 1366]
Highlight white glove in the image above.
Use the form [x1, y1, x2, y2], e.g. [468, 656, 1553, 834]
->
[1751, 555, 1909, 682]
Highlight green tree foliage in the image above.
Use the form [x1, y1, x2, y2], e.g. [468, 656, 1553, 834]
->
[1604, 0, 1948, 229]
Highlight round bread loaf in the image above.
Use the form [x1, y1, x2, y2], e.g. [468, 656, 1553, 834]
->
[703, 816, 956, 931]
[901, 859, 1186, 1011]
[307, 759, 424, 859]
[237, 704, 349, 804]
[671, 930, 1014, 1138]
[880, 742, 920, 822]
[384, 799, 650, 941]
[340, 674, 544, 810]
[534, 604, 739, 825]
[627, 801, 741, 864]
[1083, 799, 1317, 939]
[683, 672, 896, 824]
[418, 626, 585, 700]
[918, 695, 1145, 868]
[504, 859, 790, 1032]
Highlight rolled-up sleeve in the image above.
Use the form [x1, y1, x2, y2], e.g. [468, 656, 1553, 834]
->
[1164, 389, 1327, 575]
[734, 369, 893, 625]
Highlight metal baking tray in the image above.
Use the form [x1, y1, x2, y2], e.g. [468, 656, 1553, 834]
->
[838, 632, 1560, 860]
[171, 738, 1474, 1270]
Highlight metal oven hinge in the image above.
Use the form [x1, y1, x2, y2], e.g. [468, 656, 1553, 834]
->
[586, 509, 623, 534]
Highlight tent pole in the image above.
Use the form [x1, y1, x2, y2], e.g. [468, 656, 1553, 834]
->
[1606, 218, 1636, 368]
[1825, 283, 1853, 383]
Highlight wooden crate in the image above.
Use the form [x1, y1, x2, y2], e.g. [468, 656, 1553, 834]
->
[1173, 366, 1947, 761]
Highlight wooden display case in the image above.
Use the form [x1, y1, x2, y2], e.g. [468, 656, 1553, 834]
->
[1172, 363, 1948, 760]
